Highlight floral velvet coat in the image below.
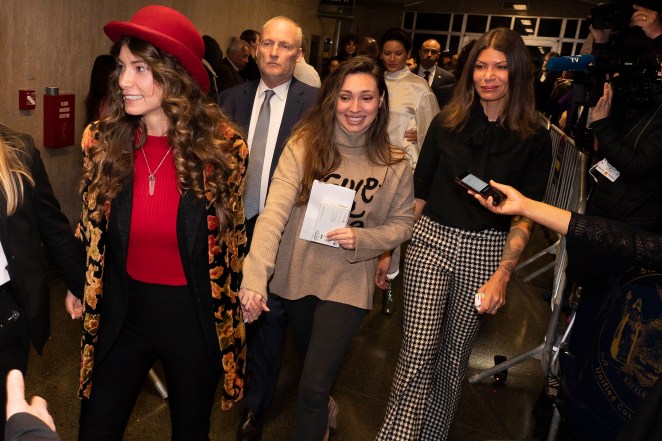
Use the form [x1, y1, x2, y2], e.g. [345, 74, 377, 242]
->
[74, 122, 248, 409]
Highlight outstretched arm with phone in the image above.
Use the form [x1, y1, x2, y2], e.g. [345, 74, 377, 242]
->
[472, 180, 571, 235]
[474, 180, 662, 271]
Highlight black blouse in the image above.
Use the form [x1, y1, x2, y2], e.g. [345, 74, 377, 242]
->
[414, 102, 552, 232]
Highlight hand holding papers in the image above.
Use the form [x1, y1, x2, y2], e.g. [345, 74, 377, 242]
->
[299, 180, 356, 247]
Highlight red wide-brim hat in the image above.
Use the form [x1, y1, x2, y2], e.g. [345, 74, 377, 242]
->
[104, 5, 210, 93]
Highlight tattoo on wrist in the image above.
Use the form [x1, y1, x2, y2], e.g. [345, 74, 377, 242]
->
[498, 263, 514, 276]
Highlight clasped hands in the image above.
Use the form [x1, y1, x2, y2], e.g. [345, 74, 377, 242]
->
[239, 287, 270, 323]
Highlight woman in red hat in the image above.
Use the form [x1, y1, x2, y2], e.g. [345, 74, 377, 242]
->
[64, 6, 248, 440]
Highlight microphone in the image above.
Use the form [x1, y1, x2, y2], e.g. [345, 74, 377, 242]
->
[546, 54, 595, 72]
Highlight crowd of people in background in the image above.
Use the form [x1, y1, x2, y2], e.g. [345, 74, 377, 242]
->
[4, 3, 662, 441]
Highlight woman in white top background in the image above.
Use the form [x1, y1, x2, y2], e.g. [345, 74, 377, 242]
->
[380, 27, 440, 171]
[377, 28, 440, 315]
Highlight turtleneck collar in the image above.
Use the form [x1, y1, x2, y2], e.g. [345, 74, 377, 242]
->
[385, 66, 411, 80]
[334, 121, 369, 151]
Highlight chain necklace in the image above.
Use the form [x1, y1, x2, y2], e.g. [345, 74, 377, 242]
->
[140, 146, 173, 196]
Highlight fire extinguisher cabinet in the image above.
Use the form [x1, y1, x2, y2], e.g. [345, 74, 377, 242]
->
[43, 93, 75, 149]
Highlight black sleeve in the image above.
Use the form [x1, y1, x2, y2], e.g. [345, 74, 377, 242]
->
[5, 413, 61, 441]
[567, 212, 662, 271]
[519, 129, 553, 201]
[591, 114, 662, 177]
[26, 138, 85, 297]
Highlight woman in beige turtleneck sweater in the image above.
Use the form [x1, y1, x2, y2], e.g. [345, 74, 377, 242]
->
[240, 56, 415, 440]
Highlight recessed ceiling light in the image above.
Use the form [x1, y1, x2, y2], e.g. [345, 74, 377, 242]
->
[525, 27, 534, 33]
[503, 2, 529, 11]
[521, 19, 532, 26]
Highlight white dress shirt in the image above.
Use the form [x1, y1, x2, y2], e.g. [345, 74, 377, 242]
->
[247, 79, 292, 214]
[385, 67, 440, 170]
[417, 65, 436, 87]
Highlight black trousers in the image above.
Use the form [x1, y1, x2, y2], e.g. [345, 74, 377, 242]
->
[244, 296, 288, 414]
[78, 278, 220, 441]
[283, 296, 367, 441]
[0, 282, 30, 441]
[243, 215, 290, 416]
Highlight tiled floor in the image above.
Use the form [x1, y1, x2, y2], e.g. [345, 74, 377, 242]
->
[25, 227, 558, 440]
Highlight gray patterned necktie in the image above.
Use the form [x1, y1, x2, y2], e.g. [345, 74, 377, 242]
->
[244, 89, 275, 220]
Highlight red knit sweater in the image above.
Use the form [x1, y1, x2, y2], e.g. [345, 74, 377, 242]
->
[126, 135, 186, 285]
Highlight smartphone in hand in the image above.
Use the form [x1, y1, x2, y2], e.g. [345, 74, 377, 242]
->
[455, 171, 506, 206]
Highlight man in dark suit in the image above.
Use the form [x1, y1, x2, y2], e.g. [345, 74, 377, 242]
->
[217, 37, 249, 92]
[413, 38, 456, 107]
[0, 124, 84, 441]
[219, 16, 317, 441]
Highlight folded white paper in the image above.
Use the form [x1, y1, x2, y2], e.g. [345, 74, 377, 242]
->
[299, 180, 356, 247]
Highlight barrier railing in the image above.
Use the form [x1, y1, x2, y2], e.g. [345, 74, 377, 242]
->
[468, 119, 588, 387]
[514, 122, 587, 282]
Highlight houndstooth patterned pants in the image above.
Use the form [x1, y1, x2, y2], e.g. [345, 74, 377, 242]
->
[377, 216, 507, 441]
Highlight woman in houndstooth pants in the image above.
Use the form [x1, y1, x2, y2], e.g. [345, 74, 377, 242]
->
[377, 28, 553, 440]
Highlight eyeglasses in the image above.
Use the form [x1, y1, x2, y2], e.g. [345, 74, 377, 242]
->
[421, 49, 440, 55]
[260, 40, 297, 52]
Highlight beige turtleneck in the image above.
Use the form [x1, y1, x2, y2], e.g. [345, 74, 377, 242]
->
[241, 123, 415, 309]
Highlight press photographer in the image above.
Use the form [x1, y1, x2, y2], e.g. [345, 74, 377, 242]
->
[584, 3, 662, 234]
[544, 4, 662, 441]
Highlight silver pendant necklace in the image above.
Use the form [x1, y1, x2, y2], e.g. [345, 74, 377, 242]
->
[140, 146, 172, 196]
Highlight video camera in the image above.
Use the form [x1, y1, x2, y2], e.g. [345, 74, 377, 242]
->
[547, 2, 662, 108]
[546, 2, 661, 150]
[587, 1, 634, 30]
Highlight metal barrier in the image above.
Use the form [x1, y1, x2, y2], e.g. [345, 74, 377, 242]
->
[468, 121, 588, 386]
[514, 122, 587, 282]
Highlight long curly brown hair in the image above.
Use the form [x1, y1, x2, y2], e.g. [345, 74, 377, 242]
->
[442, 28, 539, 140]
[83, 37, 241, 231]
[292, 56, 403, 205]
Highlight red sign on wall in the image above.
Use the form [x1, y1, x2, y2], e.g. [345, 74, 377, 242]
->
[43, 93, 75, 148]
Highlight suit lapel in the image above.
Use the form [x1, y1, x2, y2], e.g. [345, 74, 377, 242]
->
[272, 79, 303, 177]
[240, 82, 259, 134]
